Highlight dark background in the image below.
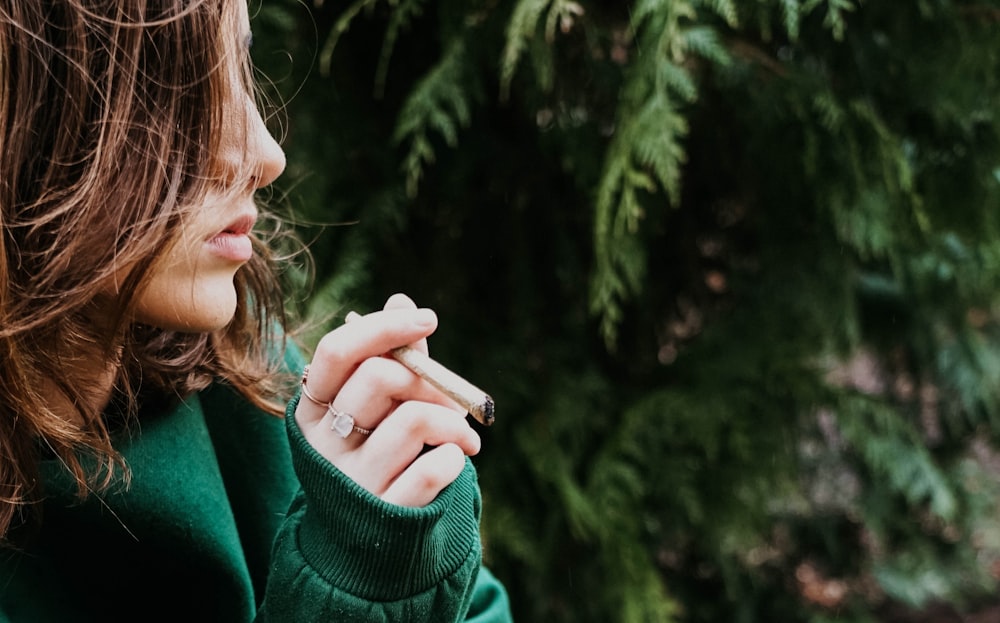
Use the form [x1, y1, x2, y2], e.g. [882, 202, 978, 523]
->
[252, 1, 1000, 621]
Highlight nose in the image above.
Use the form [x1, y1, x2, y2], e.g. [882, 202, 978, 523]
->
[213, 93, 286, 192]
[245, 96, 286, 190]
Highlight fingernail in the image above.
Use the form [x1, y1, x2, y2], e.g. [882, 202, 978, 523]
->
[414, 308, 437, 327]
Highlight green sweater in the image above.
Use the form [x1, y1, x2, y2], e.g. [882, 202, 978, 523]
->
[0, 371, 512, 621]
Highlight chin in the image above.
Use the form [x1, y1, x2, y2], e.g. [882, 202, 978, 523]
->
[137, 308, 238, 334]
[181, 309, 239, 333]
[132, 286, 239, 333]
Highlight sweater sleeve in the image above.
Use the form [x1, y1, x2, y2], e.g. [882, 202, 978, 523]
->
[255, 394, 513, 623]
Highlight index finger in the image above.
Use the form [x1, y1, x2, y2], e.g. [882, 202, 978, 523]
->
[380, 292, 430, 355]
[303, 306, 439, 407]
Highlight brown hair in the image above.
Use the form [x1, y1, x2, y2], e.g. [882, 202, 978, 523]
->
[0, 0, 295, 540]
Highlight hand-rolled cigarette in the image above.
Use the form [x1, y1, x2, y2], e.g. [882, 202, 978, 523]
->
[345, 311, 495, 426]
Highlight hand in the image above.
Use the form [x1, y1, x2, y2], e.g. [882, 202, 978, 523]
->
[295, 293, 481, 507]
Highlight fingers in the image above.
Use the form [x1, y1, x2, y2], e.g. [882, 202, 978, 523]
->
[295, 293, 482, 508]
[319, 401, 480, 507]
[335, 356, 456, 424]
[381, 443, 469, 507]
[381, 293, 429, 355]
[351, 402, 480, 491]
[309, 357, 463, 449]
[382, 292, 417, 314]
[297, 304, 438, 428]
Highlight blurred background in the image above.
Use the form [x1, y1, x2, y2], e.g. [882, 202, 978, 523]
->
[250, 1, 1000, 621]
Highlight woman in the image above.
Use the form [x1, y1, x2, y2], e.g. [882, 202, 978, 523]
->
[0, 1, 512, 621]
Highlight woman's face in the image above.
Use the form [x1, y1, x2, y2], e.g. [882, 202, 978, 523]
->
[129, 1, 285, 332]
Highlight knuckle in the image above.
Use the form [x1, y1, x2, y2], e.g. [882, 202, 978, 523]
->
[353, 357, 405, 395]
[438, 442, 465, 465]
[412, 468, 447, 494]
[313, 332, 351, 368]
[355, 356, 392, 379]
[393, 402, 436, 435]
[415, 448, 463, 490]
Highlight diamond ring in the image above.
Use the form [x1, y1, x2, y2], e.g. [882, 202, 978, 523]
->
[327, 405, 373, 438]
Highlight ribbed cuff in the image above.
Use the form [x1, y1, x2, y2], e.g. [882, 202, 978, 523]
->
[284, 395, 483, 601]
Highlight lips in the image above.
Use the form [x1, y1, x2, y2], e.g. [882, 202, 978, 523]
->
[206, 212, 257, 262]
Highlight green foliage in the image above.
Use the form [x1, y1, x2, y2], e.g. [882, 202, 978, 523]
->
[394, 36, 474, 197]
[591, 0, 737, 348]
[254, 0, 1000, 621]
